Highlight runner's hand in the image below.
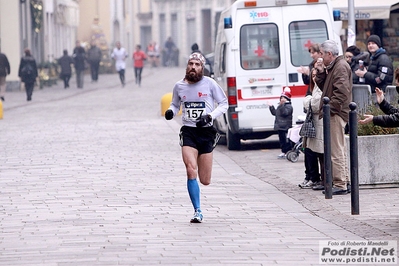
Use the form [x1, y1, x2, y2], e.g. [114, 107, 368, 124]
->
[196, 114, 212, 127]
[165, 109, 174, 120]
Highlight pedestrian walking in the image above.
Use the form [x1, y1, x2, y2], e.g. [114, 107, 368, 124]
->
[111, 41, 128, 87]
[132, 44, 147, 87]
[267, 87, 293, 159]
[314, 40, 352, 195]
[18, 48, 38, 101]
[0, 51, 10, 101]
[87, 40, 102, 82]
[58, 49, 74, 89]
[163, 37, 177, 67]
[72, 40, 86, 89]
[164, 52, 228, 223]
[152, 41, 160, 67]
[146, 41, 155, 67]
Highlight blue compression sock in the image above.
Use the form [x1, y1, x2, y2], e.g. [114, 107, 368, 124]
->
[187, 179, 200, 211]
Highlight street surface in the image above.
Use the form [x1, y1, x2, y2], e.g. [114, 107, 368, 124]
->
[0, 67, 398, 265]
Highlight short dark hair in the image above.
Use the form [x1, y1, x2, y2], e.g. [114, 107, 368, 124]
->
[24, 48, 31, 56]
[346, 45, 360, 56]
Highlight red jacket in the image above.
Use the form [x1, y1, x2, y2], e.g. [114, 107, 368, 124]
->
[133, 50, 147, 68]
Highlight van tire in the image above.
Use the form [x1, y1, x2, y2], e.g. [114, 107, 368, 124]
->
[227, 129, 241, 150]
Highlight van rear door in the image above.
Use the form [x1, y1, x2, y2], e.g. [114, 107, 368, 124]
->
[234, 6, 288, 131]
[234, 2, 332, 132]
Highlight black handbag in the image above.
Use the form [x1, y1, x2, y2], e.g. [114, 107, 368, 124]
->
[299, 102, 316, 138]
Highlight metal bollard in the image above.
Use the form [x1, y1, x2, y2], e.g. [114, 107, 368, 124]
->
[323, 97, 332, 199]
[349, 102, 360, 215]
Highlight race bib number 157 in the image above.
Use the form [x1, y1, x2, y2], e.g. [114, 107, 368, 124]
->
[184, 102, 206, 121]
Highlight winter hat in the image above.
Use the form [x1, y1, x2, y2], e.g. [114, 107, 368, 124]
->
[345, 45, 360, 56]
[188, 52, 205, 66]
[281, 87, 291, 100]
[191, 43, 199, 52]
[367, 35, 381, 48]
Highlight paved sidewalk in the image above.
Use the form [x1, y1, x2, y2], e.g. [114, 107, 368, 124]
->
[0, 67, 398, 265]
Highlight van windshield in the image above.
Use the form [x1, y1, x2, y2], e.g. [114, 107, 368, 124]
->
[289, 20, 328, 66]
[240, 23, 280, 70]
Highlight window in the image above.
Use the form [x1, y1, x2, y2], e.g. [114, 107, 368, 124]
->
[220, 42, 226, 73]
[289, 20, 328, 66]
[240, 23, 280, 70]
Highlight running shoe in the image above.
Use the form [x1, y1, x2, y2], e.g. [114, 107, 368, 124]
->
[277, 153, 286, 159]
[300, 180, 315, 189]
[298, 178, 309, 188]
[190, 209, 203, 223]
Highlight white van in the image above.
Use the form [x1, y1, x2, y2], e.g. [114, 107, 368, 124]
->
[213, 0, 342, 150]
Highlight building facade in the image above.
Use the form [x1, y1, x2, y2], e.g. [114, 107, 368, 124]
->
[0, 0, 79, 90]
[0, 0, 236, 90]
[151, 0, 234, 66]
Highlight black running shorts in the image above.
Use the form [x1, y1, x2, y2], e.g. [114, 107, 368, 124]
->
[179, 126, 220, 155]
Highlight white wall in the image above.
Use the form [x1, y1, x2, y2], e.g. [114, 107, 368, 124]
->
[0, 0, 22, 83]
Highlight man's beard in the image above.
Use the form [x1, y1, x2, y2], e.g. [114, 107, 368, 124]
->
[185, 69, 203, 83]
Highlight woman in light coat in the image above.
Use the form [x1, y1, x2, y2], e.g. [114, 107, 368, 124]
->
[299, 66, 324, 189]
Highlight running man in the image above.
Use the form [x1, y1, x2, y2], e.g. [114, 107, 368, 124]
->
[111, 41, 128, 87]
[164, 52, 228, 223]
[132, 44, 147, 86]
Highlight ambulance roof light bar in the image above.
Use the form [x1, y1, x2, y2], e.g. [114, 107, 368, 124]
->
[244, 1, 256, 7]
[244, 0, 320, 8]
[274, 0, 319, 5]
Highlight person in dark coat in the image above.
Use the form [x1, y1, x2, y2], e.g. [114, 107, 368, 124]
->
[58, 49, 74, 89]
[268, 88, 293, 158]
[72, 40, 86, 88]
[191, 43, 212, 76]
[87, 41, 102, 82]
[18, 48, 38, 101]
[359, 87, 399, 127]
[0, 51, 10, 101]
[345, 45, 370, 85]
[355, 35, 393, 94]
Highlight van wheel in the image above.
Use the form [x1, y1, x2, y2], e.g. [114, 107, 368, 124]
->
[227, 129, 241, 150]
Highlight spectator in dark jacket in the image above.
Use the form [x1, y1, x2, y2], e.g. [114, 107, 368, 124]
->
[87, 41, 102, 82]
[18, 48, 38, 101]
[0, 51, 10, 101]
[191, 43, 212, 77]
[58, 49, 74, 89]
[73, 40, 86, 88]
[359, 87, 399, 127]
[345, 45, 370, 85]
[355, 35, 393, 95]
[268, 88, 293, 158]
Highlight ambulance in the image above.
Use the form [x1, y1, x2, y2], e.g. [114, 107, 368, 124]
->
[213, 0, 342, 150]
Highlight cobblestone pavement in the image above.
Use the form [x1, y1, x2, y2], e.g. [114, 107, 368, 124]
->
[0, 67, 398, 265]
